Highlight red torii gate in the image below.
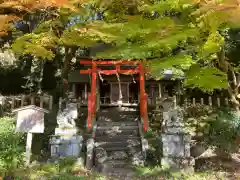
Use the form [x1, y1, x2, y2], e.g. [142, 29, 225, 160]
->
[80, 59, 148, 132]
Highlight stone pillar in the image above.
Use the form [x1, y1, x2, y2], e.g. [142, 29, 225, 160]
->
[161, 97, 194, 171]
[86, 138, 94, 169]
[50, 93, 83, 158]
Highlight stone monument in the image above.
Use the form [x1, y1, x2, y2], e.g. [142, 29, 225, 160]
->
[50, 92, 83, 158]
[161, 97, 194, 171]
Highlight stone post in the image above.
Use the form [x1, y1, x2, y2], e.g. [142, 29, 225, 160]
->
[161, 97, 194, 171]
[50, 92, 83, 158]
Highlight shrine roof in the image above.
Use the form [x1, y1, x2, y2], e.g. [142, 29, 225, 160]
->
[68, 69, 184, 82]
[68, 72, 89, 83]
[76, 44, 184, 80]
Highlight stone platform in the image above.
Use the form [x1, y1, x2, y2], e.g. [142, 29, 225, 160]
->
[50, 134, 83, 157]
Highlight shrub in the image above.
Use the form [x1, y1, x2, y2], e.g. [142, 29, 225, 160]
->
[207, 109, 240, 154]
[184, 104, 214, 118]
[0, 116, 25, 175]
[183, 104, 216, 136]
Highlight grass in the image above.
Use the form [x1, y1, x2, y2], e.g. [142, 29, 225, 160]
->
[133, 166, 236, 180]
[6, 161, 240, 180]
[10, 158, 94, 180]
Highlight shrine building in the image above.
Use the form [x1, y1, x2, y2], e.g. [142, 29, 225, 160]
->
[68, 57, 183, 132]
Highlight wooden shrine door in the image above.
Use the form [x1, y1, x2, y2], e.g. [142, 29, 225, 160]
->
[110, 83, 129, 104]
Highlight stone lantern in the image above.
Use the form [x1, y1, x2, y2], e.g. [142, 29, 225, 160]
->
[161, 97, 194, 171]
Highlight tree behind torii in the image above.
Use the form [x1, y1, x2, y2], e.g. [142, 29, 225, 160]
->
[8, 0, 240, 110]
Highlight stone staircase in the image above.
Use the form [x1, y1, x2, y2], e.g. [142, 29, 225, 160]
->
[92, 107, 147, 176]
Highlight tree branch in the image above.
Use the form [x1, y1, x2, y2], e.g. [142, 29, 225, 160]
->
[228, 82, 240, 110]
[62, 46, 77, 80]
[216, 48, 228, 72]
[236, 73, 240, 88]
[230, 66, 237, 87]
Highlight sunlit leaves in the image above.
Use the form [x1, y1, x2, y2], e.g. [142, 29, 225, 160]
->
[184, 65, 228, 91]
[0, 0, 83, 36]
[3, 0, 238, 94]
[60, 29, 98, 46]
[197, 0, 240, 26]
[150, 53, 194, 78]
[198, 32, 225, 58]
[140, 0, 195, 14]
[0, 15, 19, 36]
[0, 0, 74, 12]
[11, 32, 58, 59]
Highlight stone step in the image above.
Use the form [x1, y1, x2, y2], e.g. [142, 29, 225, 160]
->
[95, 140, 141, 149]
[95, 144, 142, 152]
[97, 160, 136, 175]
[99, 106, 138, 111]
[102, 160, 133, 168]
[97, 125, 139, 130]
[98, 111, 140, 116]
[97, 116, 139, 122]
[94, 145, 143, 165]
[97, 121, 138, 127]
[98, 110, 139, 115]
[95, 128, 139, 137]
[95, 150, 132, 162]
[95, 135, 140, 142]
[93, 107, 144, 175]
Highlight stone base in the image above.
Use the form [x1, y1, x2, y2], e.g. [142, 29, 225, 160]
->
[161, 157, 195, 172]
[55, 127, 78, 136]
[50, 135, 83, 157]
[162, 133, 191, 157]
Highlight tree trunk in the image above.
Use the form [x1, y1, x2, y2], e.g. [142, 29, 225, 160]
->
[228, 84, 240, 111]
[217, 48, 240, 111]
[61, 46, 77, 96]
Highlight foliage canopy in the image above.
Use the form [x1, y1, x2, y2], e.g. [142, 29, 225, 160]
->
[3, 0, 240, 100]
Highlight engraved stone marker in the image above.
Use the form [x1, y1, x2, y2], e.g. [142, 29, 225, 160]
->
[13, 105, 49, 166]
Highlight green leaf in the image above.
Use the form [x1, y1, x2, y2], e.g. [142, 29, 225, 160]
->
[184, 65, 228, 91]
[11, 32, 58, 59]
[150, 53, 194, 77]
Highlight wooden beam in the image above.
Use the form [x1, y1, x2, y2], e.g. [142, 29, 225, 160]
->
[100, 69, 139, 75]
[80, 59, 139, 65]
[80, 69, 140, 74]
